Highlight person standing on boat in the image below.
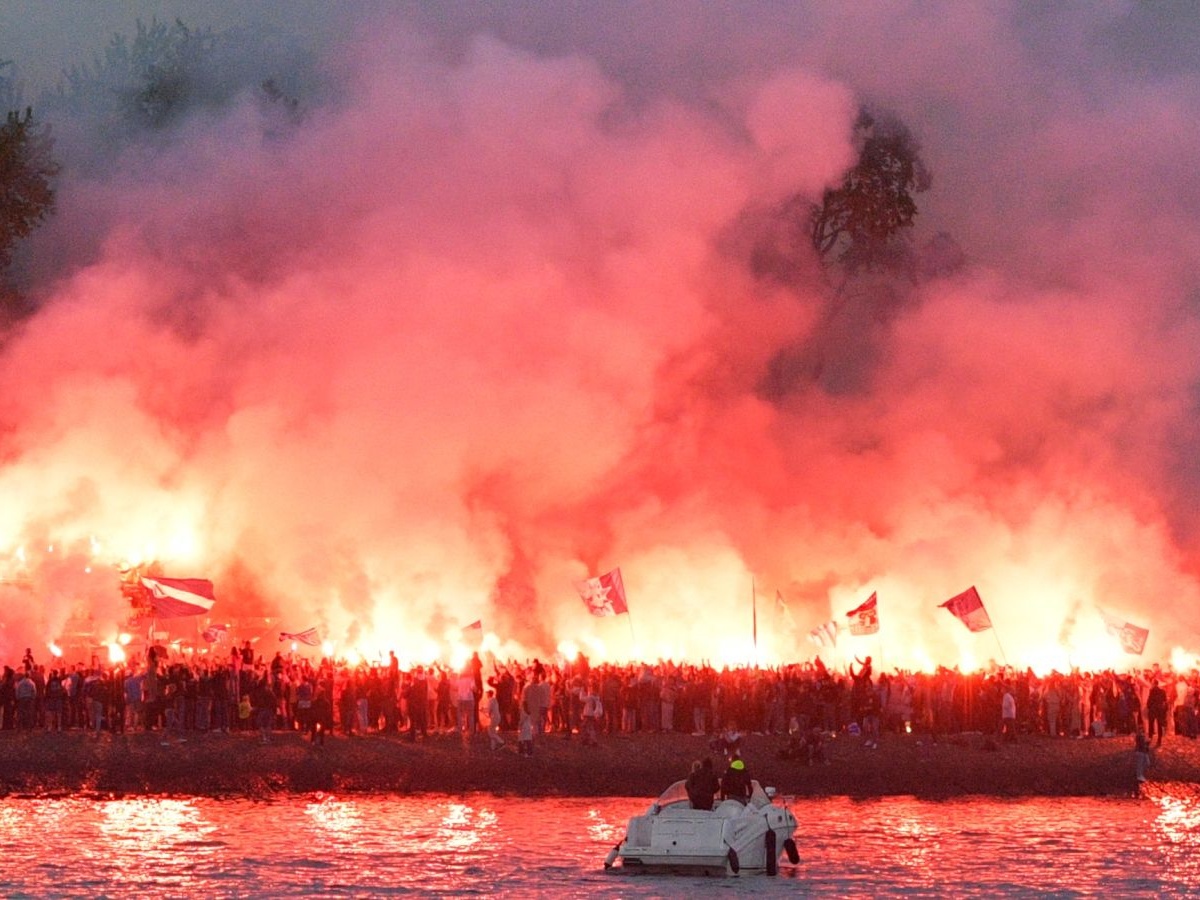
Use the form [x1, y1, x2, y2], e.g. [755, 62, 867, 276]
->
[686, 757, 720, 810]
[721, 751, 753, 802]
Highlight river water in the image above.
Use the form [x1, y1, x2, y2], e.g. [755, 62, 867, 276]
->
[1, 792, 1195, 897]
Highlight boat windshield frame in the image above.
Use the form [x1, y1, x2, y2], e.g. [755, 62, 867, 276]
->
[652, 779, 772, 811]
[652, 780, 691, 810]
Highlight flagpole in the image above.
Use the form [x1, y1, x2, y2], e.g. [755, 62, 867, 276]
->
[992, 628, 1010, 670]
[751, 578, 759, 668]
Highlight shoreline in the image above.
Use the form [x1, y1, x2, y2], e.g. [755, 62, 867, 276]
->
[2, 728, 1198, 801]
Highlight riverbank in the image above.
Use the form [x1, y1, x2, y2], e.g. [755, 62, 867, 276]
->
[1, 727, 1197, 799]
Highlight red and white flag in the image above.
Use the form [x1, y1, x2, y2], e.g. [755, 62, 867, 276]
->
[845, 592, 880, 635]
[141, 577, 215, 618]
[940, 586, 993, 632]
[575, 567, 629, 616]
[1098, 608, 1149, 655]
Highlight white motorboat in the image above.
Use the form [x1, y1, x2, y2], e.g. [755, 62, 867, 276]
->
[604, 779, 799, 876]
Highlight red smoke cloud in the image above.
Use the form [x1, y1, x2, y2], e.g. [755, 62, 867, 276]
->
[1, 5, 1198, 671]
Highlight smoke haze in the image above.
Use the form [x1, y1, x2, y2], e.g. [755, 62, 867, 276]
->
[0, 2, 1198, 670]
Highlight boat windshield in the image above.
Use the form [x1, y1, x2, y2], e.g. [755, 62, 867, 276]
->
[748, 780, 771, 807]
[652, 780, 691, 809]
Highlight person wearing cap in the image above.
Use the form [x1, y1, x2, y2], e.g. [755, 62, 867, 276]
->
[721, 751, 752, 802]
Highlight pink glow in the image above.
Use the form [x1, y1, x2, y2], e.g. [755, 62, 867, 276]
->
[0, 6, 1198, 669]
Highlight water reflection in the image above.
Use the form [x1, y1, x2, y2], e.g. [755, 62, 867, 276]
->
[0, 794, 1196, 897]
[304, 795, 365, 844]
[888, 813, 937, 870]
[585, 807, 623, 844]
[1153, 792, 1200, 889]
[94, 798, 219, 893]
[439, 800, 497, 852]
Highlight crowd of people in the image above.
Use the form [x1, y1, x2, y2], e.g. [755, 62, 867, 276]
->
[1, 643, 1198, 757]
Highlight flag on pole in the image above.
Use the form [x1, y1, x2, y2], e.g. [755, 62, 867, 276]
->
[140, 577, 216, 618]
[462, 619, 483, 645]
[940, 586, 993, 632]
[808, 620, 839, 649]
[845, 592, 880, 635]
[1097, 608, 1149, 655]
[201, 623, 228, 643]
[575, 567, 629, 616]
[280, 627, 321, 647]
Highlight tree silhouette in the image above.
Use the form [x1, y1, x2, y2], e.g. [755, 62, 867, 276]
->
[810, 107, 931, 276]
[0, 105, 58, 270]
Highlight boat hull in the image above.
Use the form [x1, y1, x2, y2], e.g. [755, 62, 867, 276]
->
[609, 792, 798, 877]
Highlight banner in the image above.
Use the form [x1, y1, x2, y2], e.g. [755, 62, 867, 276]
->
[845, 592, 879, 635]
[201, 623, 228, 643]
[575, 567, 629, 616]
[140, 577, 215, 618]
[940, 586, 993, 632]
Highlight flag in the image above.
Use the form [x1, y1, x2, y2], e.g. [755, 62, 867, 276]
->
[845, 592, 880, 636]
[140, 577, 215, 618]
[280, 627, 320, 647]
[808, 620, 839, 649]
[462, 620, 483, 645]
[1098, 608, 1149, 655]
[201, 623, 228, 643]
[940, 586, 993, 632]
[575, 567, 629, 616]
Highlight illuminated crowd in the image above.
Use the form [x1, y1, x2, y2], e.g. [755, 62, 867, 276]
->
[0, 644, 1197, 746]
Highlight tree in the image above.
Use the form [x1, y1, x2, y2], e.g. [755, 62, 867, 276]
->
[0, 105, 58, 270]
[43, 19, 320, 172]
[52, 18, 218, 135]
[810, 107, 931, 275]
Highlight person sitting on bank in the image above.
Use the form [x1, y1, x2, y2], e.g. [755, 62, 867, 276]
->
[685, 756, 721, 810]
[720, 751, 752, 802]
[710, 723, 742, 758]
